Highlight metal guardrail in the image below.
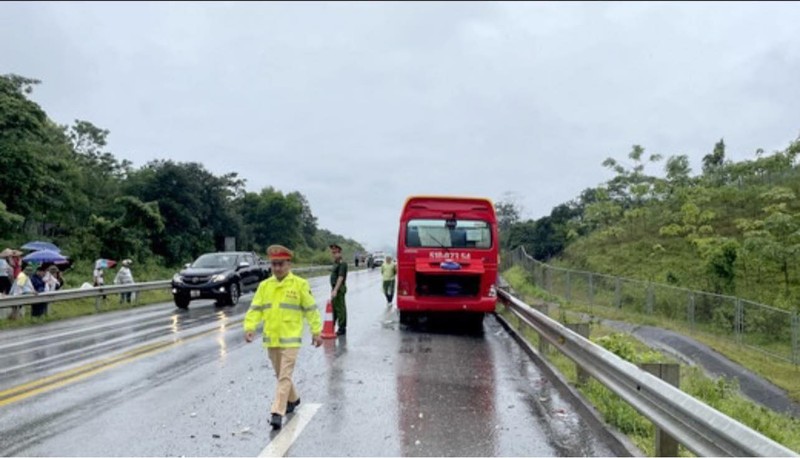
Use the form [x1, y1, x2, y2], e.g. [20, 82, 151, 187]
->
[497, 288, 798, 457]
[0, 265, 333, 310]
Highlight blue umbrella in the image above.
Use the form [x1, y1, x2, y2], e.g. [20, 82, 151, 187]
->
[22, 249, 69, 264]
[22, 241, 61, 252]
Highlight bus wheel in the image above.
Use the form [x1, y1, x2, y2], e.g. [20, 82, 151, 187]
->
[468, 313, 485, 333]
[399, 311, 415, 326]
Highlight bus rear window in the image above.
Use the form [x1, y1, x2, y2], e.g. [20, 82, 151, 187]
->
[406, 219, 492, 248]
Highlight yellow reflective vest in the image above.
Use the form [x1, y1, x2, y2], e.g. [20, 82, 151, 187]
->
[244, 272, 321, 348]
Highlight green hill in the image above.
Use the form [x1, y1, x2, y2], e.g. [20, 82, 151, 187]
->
[504, 138, 800, 311]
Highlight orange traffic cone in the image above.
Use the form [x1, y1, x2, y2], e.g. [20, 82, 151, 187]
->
[320, 299, 337, 339]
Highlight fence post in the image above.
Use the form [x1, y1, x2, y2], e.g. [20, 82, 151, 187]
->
[735, 298, 743, 344]
[588, 273, 594, 307]
[792, 311, 798, 366]
[688, 292, 695, 331]
[640, 363, 680, 457]
[546, 266, 552, 293]
[566, 322, 591, 385]
[615, 277, 621, 308]
[565, 270, 571, 302]
[647, 283, 654, 315]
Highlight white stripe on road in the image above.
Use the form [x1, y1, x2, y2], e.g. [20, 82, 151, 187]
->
[258, 403, 322, 457]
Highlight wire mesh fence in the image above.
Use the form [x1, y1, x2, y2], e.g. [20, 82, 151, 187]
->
[506, 246, 799, 366]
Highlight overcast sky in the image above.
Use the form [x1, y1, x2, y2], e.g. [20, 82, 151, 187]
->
[2, 2, 799, 252]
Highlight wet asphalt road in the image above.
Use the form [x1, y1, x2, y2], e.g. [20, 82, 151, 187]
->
[0, 269, 617, 456]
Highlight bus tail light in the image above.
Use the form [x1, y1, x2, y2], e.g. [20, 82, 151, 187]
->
[399, 280, 410, 296]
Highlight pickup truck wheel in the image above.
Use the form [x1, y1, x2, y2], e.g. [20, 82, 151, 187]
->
[174, 295, 190, 309]
[227, 282, 240, 306]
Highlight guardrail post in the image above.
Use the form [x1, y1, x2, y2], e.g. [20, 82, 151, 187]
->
[588, 273, 594, 307]
[646, 283, 654, 315]
[615, 277, 621, 308]
[566, 322, 590, 385]
[688, 292, 695, 331]
[640, 363, 680, 457]
[94, 295, 102, 312]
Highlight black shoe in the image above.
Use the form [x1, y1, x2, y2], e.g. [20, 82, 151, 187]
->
[287, 398, 301, 414]
[270, 413, 282, 430]
[336, 328, 346, 336]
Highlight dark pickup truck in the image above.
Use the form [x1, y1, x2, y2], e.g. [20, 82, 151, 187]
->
[171, 251, 271, 309]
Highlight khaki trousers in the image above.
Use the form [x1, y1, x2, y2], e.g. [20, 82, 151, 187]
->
[267, 347, 300, 415]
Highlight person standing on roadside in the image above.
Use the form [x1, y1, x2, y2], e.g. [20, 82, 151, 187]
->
[0, 254, 11, 295]
[45, 265, 64, 291]
[244, 245, 322, 430]
[329, 243, 348, 336]
[9, 264, 35, 319]
[30, 265, 48, 317]
[113, 259, 135, 304]
[381, 255, 397, 306]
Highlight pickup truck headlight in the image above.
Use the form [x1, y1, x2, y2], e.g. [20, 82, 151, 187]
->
[211, 273, 228, 283]
[172, 273, 182, 283]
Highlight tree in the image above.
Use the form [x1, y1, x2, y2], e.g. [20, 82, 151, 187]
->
[126, 160, 242, 264]
[287, 191, 319, 249]
[665, 154, 692, 187]
[496, 192, 522, 249]
[737, 187, 800, 297]
[702, 138, 726, 178]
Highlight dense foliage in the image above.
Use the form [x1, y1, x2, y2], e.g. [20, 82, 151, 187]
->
[501, 136, 800, 309]
[0, 74, 364, 267]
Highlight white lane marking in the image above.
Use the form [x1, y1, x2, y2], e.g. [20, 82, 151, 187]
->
[258, 403, 322, 457]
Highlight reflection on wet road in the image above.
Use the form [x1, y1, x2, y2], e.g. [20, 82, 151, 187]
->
[0, 269, 617, 456]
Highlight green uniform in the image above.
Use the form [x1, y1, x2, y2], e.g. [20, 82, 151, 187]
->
[330, 260, 348, 330]
[381, 262, 397, 303]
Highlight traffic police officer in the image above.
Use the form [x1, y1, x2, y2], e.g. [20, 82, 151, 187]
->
[329, 243, 348, 335]
[244, 245, 322, 430]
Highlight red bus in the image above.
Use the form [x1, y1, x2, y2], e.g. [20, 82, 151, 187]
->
[396, 196, 499, 327]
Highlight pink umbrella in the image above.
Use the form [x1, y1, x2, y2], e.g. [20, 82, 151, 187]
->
[94, 259, 117, 269]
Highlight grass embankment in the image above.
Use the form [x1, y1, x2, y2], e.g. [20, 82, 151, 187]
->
[501, 265, 800, 456]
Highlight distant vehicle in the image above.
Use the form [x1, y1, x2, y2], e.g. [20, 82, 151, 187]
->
[372, 251, 386, 267]
[396, 195, 498, 330]
[171, 251, 271, 309]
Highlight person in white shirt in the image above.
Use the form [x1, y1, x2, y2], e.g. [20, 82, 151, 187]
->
[113, 259, 135, 304]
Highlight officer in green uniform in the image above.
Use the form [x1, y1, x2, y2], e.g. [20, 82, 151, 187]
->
[329, 243, 348, 336]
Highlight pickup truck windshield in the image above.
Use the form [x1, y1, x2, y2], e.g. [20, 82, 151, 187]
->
[192, 254, 238, 268]
[406, 219, 492, 248]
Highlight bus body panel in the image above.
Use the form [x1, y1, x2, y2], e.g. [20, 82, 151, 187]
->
[396, 196, 498, 314]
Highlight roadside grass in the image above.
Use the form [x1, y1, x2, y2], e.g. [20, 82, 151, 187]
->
[501, 265, 800, 455]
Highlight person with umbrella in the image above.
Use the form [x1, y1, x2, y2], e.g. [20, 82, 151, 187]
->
[94, 259, 115, 300]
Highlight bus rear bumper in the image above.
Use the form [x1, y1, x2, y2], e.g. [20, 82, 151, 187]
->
[396, 296, 497, 313]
